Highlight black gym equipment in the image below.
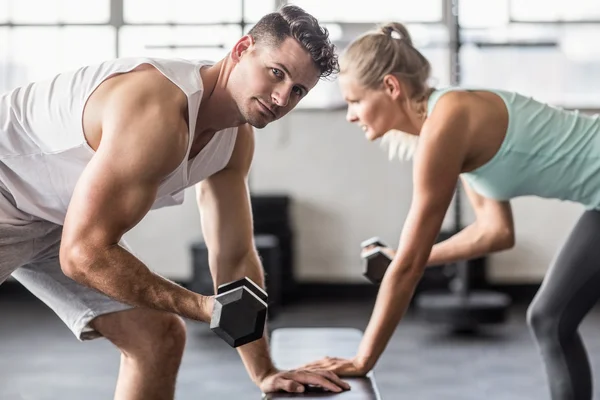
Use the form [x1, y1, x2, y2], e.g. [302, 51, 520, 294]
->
[210, 277, 268, 347]
[360, 237, 392, 284]
[413, 0, 511, 333]
[251, 195, 295, 305]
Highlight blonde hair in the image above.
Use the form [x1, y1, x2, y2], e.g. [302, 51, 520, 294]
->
[341, 22, 434, 162]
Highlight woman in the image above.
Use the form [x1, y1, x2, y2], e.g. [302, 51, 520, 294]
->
[301, 22, 600, 400]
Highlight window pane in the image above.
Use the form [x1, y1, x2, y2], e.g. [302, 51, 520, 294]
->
[60, 0, 110, 23]
[510, 0, 600, 21]
[291, 0, 443, 22]
[3, 27, 115, 91]
[244, 0, 276, 23]
[124, 0, 243, 23]
[9, 0, 109, 23]
[119, 25, 242, 61]
[9, 0, 61, 23]
[0, 0, 8, 23]
[60, 27, 116, 68]
[461, 26, 600, 108]
[460, 0, 509, 28]
[124, 0, 167, 23]
[0, 28, 11, 93]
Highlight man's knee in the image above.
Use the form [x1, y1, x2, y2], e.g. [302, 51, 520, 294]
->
[91, 309, 187, 359]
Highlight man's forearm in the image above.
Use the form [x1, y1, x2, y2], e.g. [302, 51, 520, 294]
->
[64, 244, 210, 322]
[427, 223, 509, 267]
[213, 250, 276, 385]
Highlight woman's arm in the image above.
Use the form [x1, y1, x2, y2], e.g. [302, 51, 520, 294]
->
[355, 95, 472, 372]
[426, 177, 515, 266]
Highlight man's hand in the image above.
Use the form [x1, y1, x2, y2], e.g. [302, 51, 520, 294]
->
[298, 357, 367, 377]
[259, 368, 351, 394]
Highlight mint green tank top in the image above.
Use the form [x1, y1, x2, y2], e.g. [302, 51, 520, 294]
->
[427, 88, 600, 209]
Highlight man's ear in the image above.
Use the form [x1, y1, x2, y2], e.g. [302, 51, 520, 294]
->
[231, 35, 255, 63]
[382, 74, 402, 100]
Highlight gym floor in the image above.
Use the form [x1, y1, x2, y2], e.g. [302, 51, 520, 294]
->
[2, 285, 600, 400]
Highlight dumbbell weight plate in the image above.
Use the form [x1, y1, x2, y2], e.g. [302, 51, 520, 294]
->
[362, 247, 392, 284]
[217, 276, 268, 302]
[211, 279, 268, 348]
[360, 236, 387, 249]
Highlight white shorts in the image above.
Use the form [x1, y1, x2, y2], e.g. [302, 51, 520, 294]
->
[0, 184, 133, 340]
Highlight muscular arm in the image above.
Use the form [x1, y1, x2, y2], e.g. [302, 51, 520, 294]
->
[427, 177, 515, 266]
[60, 77, 211, 322]
[355, 98, 471, 372]
[196, 124, 275, 384]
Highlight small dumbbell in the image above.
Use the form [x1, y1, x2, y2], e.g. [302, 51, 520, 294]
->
[360, 237, 393, 284]
[210, 277, 268, 348]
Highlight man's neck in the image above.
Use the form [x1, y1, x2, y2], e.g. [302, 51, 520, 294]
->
[195, 58, 245, 134]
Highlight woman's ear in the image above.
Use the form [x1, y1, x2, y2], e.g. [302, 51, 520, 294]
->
[382, 74, 402, 100]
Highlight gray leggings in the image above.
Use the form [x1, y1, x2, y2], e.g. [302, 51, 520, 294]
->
[527, 209, 600, 400]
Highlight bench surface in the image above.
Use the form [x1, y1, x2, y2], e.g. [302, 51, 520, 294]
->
[263, 328, 382, 399]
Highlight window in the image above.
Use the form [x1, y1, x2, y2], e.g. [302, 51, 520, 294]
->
[0, 0, 272, 93]
[119, 25, 242, 60]
[456, 0, 600, 108]
[0, 28, 10, 91]
[244, 0, 277, 23]
[510, 0, 600, 22]
[124, 0, 275, 24]
[459, 0, 509, 28]
[1, 0, 113, 92]
[120, 0, 276, 70]
[291, 0, 443, 22]
[461, 25, 600, 107]
[0, 0, 8, 23]
[5, 0, 109, 23]
[4, 1, 597, 108]
[460, 0, 600, 27]
[124, 0, 243, 23]
[0, 27, 114, 92]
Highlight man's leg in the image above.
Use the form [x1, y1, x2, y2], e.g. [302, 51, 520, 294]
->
[12, 230, 187, 400]
[90, 309, 187, 400]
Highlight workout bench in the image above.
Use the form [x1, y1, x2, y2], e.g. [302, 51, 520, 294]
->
[263, 328, 382, 399]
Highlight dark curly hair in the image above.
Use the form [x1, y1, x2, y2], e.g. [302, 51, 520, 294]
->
[248, 5, 339, 79]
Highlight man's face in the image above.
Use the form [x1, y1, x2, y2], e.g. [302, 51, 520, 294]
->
[229, 35, 320, 129]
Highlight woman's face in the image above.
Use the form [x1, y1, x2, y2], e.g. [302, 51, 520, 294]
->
[339, 73, 403, 141]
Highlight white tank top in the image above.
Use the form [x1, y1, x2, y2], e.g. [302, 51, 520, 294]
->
[0, 57, 238, 225]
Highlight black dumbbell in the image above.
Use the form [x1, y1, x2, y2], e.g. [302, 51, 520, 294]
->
[210, 277, 268, 348]
[360, 237, 393, 284]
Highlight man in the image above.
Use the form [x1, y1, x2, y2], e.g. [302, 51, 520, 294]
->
[0, 5, 349, 399]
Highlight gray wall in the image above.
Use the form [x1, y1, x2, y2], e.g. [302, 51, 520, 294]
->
[125, 109, 586, 285]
